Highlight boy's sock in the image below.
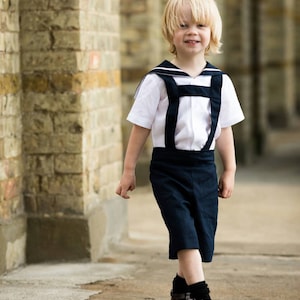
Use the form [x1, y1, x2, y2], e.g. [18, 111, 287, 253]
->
[189, 281, 211, 300]
[172, 274, 188, 294]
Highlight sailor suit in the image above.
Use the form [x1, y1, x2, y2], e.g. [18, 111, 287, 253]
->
[127, 60, 244, 261]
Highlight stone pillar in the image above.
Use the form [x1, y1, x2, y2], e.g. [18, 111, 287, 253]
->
[121, 0, 163, 185]
[260, 0, 296, 128]
[21, 0, 125, 263]
[0, 0, 26, 274]
[222, 0, 258, 163]
[249, 0, 270, 156]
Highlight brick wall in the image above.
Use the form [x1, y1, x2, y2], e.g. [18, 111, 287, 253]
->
[80, 0, 125, 260]
[0, 0, 26, 274]
[21, 0, 125, 263]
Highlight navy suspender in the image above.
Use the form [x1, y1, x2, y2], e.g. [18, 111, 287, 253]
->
[158, 75, 180, 149]
[150, 61, 223, 151]
[202, 74, 222, 151]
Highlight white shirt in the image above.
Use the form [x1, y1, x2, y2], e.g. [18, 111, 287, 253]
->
[127, 67, 245, 151]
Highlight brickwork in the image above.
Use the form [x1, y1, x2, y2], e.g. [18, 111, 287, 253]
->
[21, 0, 121, 213]
[21, 0, 84, 216]
[20, 0, 125, 263]
[0, 0, 26, 274]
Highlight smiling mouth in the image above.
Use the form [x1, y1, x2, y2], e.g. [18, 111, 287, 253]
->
[185, 40, 200, 44]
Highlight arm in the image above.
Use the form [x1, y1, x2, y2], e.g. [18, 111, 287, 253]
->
[116, 124, 151, 199]
[215, 126, 237, 199]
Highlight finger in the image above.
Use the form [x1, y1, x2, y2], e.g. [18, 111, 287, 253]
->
[116, 185, 129, 199]
[221, 189, 232, 199]
[115, 185, 121, 196]
[219, 190, 227, 198]
[129, 184, 136, 192]
[121, 186, 132, 199]
[218, 184, 223, 197]
[121, 190, 130, 199]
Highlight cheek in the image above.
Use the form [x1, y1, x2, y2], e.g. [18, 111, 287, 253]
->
[172, 35, 180, 46]
[203, 31, 211, 44]
[172, 30, 182, 41]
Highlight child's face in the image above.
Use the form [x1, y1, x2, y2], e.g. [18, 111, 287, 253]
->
[172, 4, 211, 58]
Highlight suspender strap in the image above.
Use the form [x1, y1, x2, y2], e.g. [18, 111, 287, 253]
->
[178, 85, 211, 98]
[158, 75, 180, 149]
[202, 74, 223, 151]
[150, 61, 223, 151]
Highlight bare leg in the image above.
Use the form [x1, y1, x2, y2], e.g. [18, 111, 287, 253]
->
[177, 249, 205, 285]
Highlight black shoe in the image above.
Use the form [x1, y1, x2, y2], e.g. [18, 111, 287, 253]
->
[189, 281, 211, 300]
[189, 296, 211, 300]
[189, 295, 211, 300]
[185, 292, 193, 300]
[170, 290, 192, 300]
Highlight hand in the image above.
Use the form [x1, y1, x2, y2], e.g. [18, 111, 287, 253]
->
[218, 170, 235, 199]
[115, 172, 136, 199]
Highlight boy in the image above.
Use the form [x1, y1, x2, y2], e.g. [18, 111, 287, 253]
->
[116, 0, 244, 299]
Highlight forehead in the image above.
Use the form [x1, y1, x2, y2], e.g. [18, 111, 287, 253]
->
[178, 3, 192, 17]
[175, 2, 208, 24]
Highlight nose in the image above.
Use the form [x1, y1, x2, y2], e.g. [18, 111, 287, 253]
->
[186, 24, 198, 34]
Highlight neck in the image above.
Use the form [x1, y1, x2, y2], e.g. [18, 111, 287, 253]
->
[171, 54, 207, 77]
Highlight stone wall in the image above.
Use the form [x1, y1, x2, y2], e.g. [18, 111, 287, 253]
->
[0, 0, 26, 274]
[0, 0, 125, 272]
[21, 0, 125, 264]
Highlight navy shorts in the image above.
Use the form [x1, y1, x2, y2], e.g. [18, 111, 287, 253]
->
[150, 147, 218, 262]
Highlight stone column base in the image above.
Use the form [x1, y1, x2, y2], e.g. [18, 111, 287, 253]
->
[26, 197, 127, 263]
[0, 216, 27, 274]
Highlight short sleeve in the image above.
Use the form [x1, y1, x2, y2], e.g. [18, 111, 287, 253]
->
[219, 74, 245, 128]
[127, 74, 163, 129]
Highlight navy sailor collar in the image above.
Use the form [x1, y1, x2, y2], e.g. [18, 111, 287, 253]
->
[150, 60, 223, 77]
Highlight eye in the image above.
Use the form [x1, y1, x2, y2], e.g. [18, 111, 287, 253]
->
[179, 23, 188, 28]
[197, 24, 206, 28]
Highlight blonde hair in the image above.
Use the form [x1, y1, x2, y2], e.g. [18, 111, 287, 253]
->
[162, 0, 223, 55]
